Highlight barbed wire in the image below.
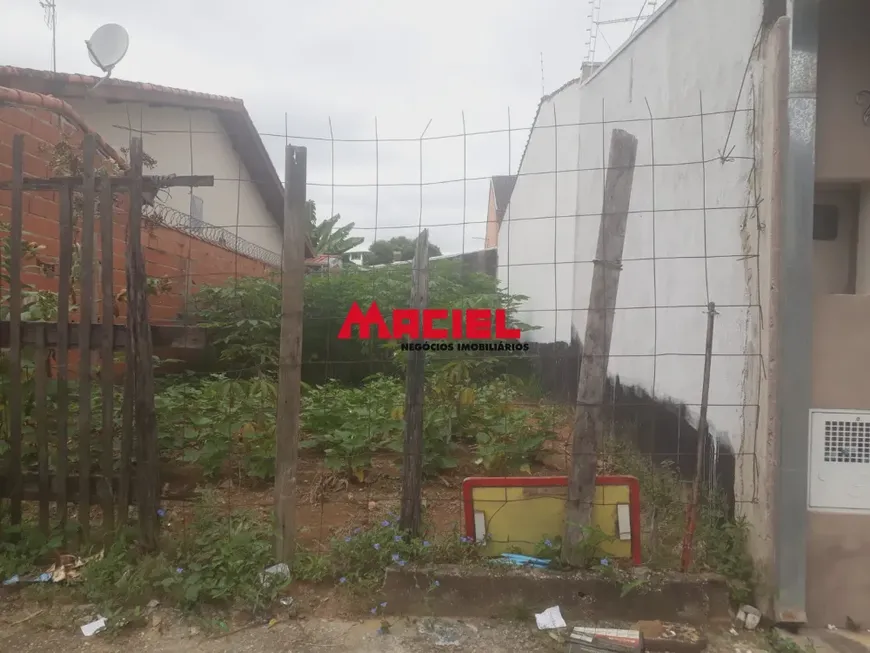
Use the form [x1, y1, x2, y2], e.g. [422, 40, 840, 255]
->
[144, 201, 281, 268]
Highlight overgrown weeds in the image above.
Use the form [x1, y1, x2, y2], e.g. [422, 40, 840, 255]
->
[79, 497, 285, 626]
[293, 516, 483, 594]
[601, 434, 756, 603]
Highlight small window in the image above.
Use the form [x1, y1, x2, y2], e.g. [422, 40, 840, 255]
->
[813, 204, 839, 241]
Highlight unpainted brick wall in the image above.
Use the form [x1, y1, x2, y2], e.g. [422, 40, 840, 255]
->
[0, 103, 277, 371]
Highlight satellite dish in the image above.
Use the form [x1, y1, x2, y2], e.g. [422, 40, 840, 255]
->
[85, 23, 129, 76]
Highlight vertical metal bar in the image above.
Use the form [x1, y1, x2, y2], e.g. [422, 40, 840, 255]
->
[56, 183, 73, 532]
[35, 323, 50, 533]
[8, 134, 24, 526]
[99, 181, 116, 537]
[77, 135, 97, 540]
[775, 0, 818, 626]
[681, 302, 717, 571]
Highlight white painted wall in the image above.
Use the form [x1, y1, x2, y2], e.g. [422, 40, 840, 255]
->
[498, 0, 766, 451]
[65, 98, 282, 256]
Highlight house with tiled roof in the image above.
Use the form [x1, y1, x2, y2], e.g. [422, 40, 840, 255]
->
[483, 175, 516, 249]
[0, 67, 313, 264]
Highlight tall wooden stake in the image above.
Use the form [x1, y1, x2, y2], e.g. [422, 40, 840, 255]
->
[77, 134, 96, 541]
[275, 145, 307, 563]
[399, 229, 430, 536]
[126, 138, 160, 550]
[680, 302, 717, 571]
[563, 128, 638, 566]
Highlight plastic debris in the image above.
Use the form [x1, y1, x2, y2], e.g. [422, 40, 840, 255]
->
[729, 628, 739, 636]
[280, 597, 294, 607]
[81, 616, 107, 637]
[3, 571, 56, 586]
[535, 606, 566, 630]
[494, 553, 550, 569]
[261, 563, 290, 585]
[736, 605, 761, 631]
[827, 624, 838, 631]
[264, 563, 290, 576]
[45, 551, 103, 583]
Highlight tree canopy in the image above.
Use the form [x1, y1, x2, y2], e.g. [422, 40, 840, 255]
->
[367, 236, 442, 266]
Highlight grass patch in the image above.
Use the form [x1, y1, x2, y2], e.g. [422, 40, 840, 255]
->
[1, 499, 484, 630]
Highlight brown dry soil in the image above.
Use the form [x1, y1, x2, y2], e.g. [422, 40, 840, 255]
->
[0, 598, 772, 653]
[155, 425, 578, 547]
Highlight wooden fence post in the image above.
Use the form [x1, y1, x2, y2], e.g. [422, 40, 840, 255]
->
[77, 134, 96, 541]
[7, 134, 24, 528]
[56, 183, 73, 534]
[399, 229, 430, 536]
[563, 128, 637, 566]
[99, 179, 116, 538]
[274, 144, 307, 564]
[126, 138, 160, 550]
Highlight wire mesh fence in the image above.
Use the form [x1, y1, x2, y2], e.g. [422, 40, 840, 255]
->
[102, 88, 764, 575]
[1, 85, 762, 605]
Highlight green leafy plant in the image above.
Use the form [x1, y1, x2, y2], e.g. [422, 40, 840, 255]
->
[155, 374, 277, 480]
[82, 497, 286, 623]
[192, 259, 535, 385]
[328, 517, 480, 592]
[301, 375, 404, 481]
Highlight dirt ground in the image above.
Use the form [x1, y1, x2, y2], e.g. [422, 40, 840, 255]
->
[155, 426, 576, 547]
[0, 600, 772, 653]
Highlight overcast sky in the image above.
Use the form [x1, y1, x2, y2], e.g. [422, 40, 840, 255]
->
[2, 0, 652, 254]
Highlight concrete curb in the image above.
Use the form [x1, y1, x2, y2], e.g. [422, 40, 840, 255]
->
[382, 564, 732, 625]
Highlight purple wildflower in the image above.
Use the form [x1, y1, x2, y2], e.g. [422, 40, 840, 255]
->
[434, 580, 440, 587]
[394, 535, 402, 542]
[157, 508, 166, 518]
[371, 607, 377, 614]
[398, 560, 406, 567]
[353, 527, 362, 534]
[176, 568, 183, 574]
[339, 577, 347, 584]
[373, 543, 380, 550]
[544, 539, 552, 547]
[423, 541, 431, 547]
[344, 536, 352, 543]
[600, 558, 609, 566]
[380, 602, 387, 608]
[391, 553, 400, 562]
[381, 520, 390, 527]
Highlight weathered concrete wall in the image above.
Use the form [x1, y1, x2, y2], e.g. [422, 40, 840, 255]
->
[498, 0, 779, 612]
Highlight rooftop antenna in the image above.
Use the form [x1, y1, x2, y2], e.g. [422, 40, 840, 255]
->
[85, 23, 129, 91]
[39, 0, 57, 72]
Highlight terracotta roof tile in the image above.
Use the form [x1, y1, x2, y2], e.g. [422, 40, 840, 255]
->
[0, 66, 314, 257]
[0, 67, 243, 106]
